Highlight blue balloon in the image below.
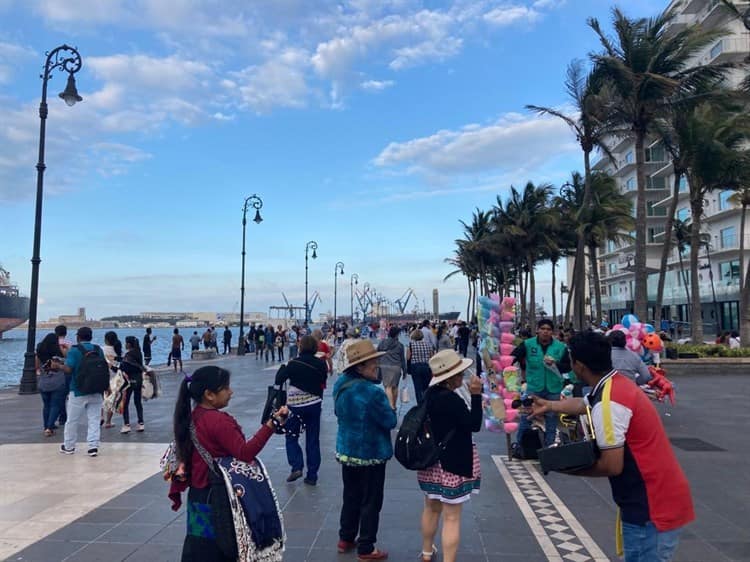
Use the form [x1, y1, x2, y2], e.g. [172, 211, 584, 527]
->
[644, 323, 655, 334]
[622, 314, 639, 329]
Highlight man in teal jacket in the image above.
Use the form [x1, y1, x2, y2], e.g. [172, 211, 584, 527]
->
[511, 318, 571, 455]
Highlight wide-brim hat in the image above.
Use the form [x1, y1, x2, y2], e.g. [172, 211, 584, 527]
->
[345, 339, 385, 369]
[428, 349, 473, 387]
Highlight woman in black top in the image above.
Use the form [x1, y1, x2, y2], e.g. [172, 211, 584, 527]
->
[417, 350, 483, 562]
[35, 333, 66, 436]
[120, 336, 146, 433]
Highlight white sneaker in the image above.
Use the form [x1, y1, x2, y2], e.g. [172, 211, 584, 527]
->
[120, 424, 131, 434]
[136, 423, 145, 432]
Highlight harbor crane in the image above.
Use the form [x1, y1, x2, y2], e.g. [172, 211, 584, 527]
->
[395, 288, 414, 314]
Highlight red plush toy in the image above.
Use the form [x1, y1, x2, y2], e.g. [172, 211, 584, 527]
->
[647, 366, 675, 405]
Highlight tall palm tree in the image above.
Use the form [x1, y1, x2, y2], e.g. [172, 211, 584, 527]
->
[581, 172, 635, 323]
[672, 218, 693, 312]
[527, 60, 613, 330]
[555, 172, 588, 325]
[493, 182, 556, 325]
[729, 187, 750, 329]
[589, 7, 728, 321]
[680, 101, 750, 342]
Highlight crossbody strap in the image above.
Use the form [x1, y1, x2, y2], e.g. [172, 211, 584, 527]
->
[189, 423, 219, 476]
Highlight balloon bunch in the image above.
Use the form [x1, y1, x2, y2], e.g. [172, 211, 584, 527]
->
[609, 313, 663, 364]
[477, 295, 521, 435]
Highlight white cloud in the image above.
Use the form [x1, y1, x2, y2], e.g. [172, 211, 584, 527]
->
[360, 79, 395, 91]
[483, 5, 541, 26]
[232, 48, 310, 113]
[0, 41, 36, 85]
[374, 112, 579, 176]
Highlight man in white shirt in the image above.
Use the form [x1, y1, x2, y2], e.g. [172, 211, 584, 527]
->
[420, 320, 437, 351]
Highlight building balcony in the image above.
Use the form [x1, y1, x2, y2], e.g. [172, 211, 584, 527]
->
[680, 0, 704, 14]
[702, 34, 750, 65]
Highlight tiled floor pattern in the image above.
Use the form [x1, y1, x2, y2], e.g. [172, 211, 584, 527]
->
[0, 442, 166, 561]
[493, 455, 610, 562]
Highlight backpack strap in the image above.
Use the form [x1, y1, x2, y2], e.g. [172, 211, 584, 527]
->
[189, 423, 220, 476]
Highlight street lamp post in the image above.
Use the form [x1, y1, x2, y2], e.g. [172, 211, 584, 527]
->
[333, 262, 344, 332]
[350, 273, 359, 325]
[237, 195, 263, 356]
[20, 45, 83, 395]
[305, 241, 318, 324]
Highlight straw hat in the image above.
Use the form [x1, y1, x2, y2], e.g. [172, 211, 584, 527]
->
[345, 339, 385, 369]
[428, 349, 473, 387]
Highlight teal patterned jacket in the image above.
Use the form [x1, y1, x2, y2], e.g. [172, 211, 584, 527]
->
[333, 374, 397, 465]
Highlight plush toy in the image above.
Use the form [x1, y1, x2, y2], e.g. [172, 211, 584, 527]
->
[647, 366, 675, 405]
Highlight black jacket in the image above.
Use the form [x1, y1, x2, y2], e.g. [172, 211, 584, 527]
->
[275, 353, 327, 397]
[425, 385, 482, 477]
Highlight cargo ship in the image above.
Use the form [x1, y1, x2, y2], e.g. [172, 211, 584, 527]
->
[0, 266, 29, 338]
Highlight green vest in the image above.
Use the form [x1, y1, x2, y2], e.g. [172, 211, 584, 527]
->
[523, 337, 567, 394]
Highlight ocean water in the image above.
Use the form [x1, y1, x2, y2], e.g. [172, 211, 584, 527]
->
[0, 326, 212, 389]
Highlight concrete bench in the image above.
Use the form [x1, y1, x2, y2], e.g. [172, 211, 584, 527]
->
[191, 349, 218, 361]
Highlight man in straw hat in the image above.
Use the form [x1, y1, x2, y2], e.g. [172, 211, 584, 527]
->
[333, 339, 396, 561]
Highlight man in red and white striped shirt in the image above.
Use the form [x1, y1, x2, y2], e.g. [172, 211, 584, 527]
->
[532, 331, 693, 562]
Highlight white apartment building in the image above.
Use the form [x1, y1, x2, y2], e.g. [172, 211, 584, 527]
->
[595, 0, 750, 334]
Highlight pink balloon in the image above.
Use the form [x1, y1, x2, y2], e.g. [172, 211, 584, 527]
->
[503, 398, 514, 408]
[500, 311, 514, 322]
[500, 343, 514, 355]
[499, 356, 514, 369]
[502, 388, 516, 400]
[503, 422, 518, 434]
[505, 408, 519, 423]
[612, 324, 624, 331]
[502, 296, 516, 307]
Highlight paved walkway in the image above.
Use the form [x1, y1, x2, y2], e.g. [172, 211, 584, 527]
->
[0, 352, 747, 561]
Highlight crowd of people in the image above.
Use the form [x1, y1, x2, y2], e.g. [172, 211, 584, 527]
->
[38, 315, 694, 562]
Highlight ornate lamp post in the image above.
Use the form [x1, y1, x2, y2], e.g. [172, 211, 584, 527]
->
[305, 241, 318, 324]
[350, 273, 359, 325]
[20, 45, 83, 395]
[237, 195, 263, 356]
[333, 262, 344, 332]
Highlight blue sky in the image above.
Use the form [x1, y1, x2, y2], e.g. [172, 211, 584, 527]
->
[1, 0, 664, 321]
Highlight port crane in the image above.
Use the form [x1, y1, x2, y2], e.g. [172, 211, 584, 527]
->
[394, 288, 415, 314]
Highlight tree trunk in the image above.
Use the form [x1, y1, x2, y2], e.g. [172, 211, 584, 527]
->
[551, 258, 557, 326]
[634, 132, 649, 321]
[590, 244, 603, 324]
[529, 258, 536, 326]
[678, 251, 691, 310]
[466, 276, 472, 321]
[689, 195, 704, 343]
[655, 171, 682, 329]
[565, 259, 579, 326]
[740, 200, 749, 345]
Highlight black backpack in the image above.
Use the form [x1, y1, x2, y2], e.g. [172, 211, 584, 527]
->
[520, 426, 545, 460]
[75, 344, 110, 394]
[394, 400, 455, 471]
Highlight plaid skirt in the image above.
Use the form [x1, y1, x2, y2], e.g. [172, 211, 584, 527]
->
[417, 444, 481, 504]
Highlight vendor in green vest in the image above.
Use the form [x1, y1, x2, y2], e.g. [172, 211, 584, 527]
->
[511, 318, 571, 457]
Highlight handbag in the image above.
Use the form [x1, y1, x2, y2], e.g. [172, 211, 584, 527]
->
[537, 406, 600, 475]
[190, 425, 285, 561]
[38, 369, 66, 392]
[190, 425, 238, 559]
[262, 365, 288, 431]
[400, 382, 410, 404]
[141, 376, 154, 400]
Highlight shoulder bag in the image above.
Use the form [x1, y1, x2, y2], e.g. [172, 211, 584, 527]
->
[537, 405, 600, 475]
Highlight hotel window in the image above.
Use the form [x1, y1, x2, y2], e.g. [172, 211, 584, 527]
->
[648, 226, 665, 243]
[676, 207, 689, 222]
[609, 263, 618, 275]
[721, 226, 736, 249]
[646, 145, 665, 162]
[625, 177, 636, 191]
[647, 201, 667, 217]
[719, 260, 740, 281]
[718, 190, 733, 211]
[624, 150, 634, 164]
[679, 177, 688, 192]
[710, 40, 724, 59]
[647, 176, 665, 190]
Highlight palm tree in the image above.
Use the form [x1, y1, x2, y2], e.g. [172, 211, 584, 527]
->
[493, 182, 556, 325]
[582, 172, 635, 323]
[729, 187, 750, 322]
[680, 101, 750, 342]
[672, 218, 693, 313]
[527, 60, 613, 330]
[589, 7, 727, 322]
[555, 172, 588, 325]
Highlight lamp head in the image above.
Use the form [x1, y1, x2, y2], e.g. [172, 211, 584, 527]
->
[253, 209, 263, 224]
[59, 73, 82, 106]
[312, 249, 317, 259]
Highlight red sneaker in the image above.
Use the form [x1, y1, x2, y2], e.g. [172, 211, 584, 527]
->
[337, 540, 356, 553]
[358, 549, 388, 560]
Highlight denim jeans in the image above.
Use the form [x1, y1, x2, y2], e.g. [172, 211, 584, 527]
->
[289, 344, 298, 359]
[41, 388, 67, 431]
[622, 521, 683, 562]
[63, 392, 103, 451]
[516, 389, 560, 446]
[285, 402, 322, 482]
[340, 462, 386, 555]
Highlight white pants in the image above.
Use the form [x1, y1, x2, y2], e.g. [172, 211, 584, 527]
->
[63, 392, 103, 451]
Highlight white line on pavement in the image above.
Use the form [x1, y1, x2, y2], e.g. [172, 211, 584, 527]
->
[492, 455, 610, 562]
